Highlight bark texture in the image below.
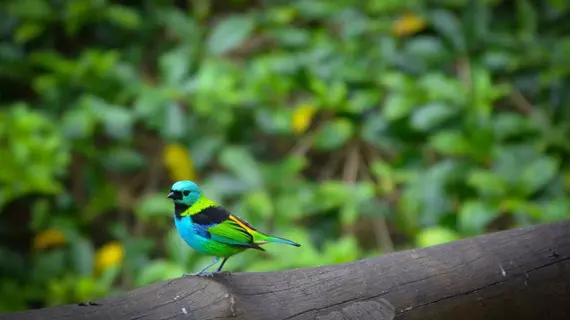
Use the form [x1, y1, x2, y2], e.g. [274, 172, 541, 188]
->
[3, 219, 570, 320]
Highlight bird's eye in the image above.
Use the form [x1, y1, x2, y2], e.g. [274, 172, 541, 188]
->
[183, 190, 190, 196]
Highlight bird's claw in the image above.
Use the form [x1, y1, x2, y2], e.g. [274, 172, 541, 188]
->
[196, 271, 216, 277]
[182, 272, 216, 277]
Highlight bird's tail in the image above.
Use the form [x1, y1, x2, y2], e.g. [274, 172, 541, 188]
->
[255, 233, 301, 247]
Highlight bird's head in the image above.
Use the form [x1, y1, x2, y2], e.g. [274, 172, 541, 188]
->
[167, 180, 202, 206]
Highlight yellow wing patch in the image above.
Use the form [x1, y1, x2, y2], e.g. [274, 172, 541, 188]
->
[228, 214, 254, 233]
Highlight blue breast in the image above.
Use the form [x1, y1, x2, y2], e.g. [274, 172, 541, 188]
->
[174, 216, 214, 255]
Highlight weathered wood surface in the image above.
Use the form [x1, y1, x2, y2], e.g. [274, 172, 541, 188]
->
[3, 219, 570, 320]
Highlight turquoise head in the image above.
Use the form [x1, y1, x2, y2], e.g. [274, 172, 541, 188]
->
[167, 180, 202, 206]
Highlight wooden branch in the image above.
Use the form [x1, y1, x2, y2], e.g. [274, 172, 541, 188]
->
[5, 219, 570, 320]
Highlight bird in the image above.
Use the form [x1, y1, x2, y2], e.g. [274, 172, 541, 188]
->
[167, 180, 301, 276]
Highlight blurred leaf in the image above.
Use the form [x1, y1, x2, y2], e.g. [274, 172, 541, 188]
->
[243, 190, 273, 219]
[429, 9, 465, 52]
[162, 143, 197, 182]
[322, 236, 360, 264]
[207, 14, 255, 55]
[410, 102, 457, 131]
[382, 93, 416, 122]
[219, 146, 263, 189]
[106, 5, 141, 29]
[458, 201, 498, 235]
[33, 228, 66, 251]
[467, 169, 508, 198]
[520, 156, 558, 195]
[101, 147, 147, 172]
[94, 241, 124, 274]
[7, 0, 52, 19]
[416, 227, 460, 247]
[15, 23, 44, 44]
[163, 102, 187, 139]
[517, 0, 537, 39]
[134, 194, 172, 221]
[159, 46, 192, 87]
[392, 13, 427, 37]
[313, 119, 354, 150]
[429, 130, 471, 155]
[541, 199, 570, 223]
[165, 229, 190, 266]
[291, 103, 316, 134]
[135, 260, 185, 287]
[70, 238, 94, 276]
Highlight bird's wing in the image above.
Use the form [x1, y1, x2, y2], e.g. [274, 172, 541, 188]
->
[191, 206, 264, 251]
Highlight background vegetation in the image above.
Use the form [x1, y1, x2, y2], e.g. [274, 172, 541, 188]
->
[2, 0, 570, 313]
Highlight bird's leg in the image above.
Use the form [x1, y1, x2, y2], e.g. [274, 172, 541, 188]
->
[184, 257, 219, 277]
[217, 257, 229, 272]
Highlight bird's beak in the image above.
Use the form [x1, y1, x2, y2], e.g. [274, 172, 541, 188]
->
[167, 192, 175, 199]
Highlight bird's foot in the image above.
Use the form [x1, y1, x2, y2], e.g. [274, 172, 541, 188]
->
[195, 271, 216, 277]
[182, 271, 216, 277]
[78, 301, 101, 306]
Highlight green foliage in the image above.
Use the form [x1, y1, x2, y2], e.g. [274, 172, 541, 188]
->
[2, 0, 570, 312]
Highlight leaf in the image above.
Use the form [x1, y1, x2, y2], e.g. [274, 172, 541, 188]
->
[429, 130, 471, 155]
[84, 97, 134, 140]
[243, 190, 273, 219]
[405, 36, 446, 62]
[313, 118, 354, 151]
[159, 46, 191, 87]
[207, 15, 256, 55]
[458, 201, 498, 236]
[101, 147, 146, 172]
[60, 107, 97, 139]
[466, 169, 508, 198]
[189, 136, 223, 169]
[134, 194, 172, 221]
[105, 5, 141, 29]
[392, 13, 427, 37]
[162, 102, 186, 139]
[317, 181, 351, 211]
[410, 102, 457, 131]
[70, 237, 94, 276]
[135, 260, 185, 287]
[7, 0, 52, 19]
[219, 146, 263, 189]
[429, 9, 466, 52]
[165, 229, 190, 266]
[416, 227, 460, 247]
[517, 0, 537, 39]
[291, 103, 316, 134]
[156, 8, 200, 41]
[520, 156, 559, 195]
[322, 236, 361, 264]
[162, 143, 197, 182]
[382, 93, 415, 122]
[541, 199, 570, 223]
[15, 23, 44, 44]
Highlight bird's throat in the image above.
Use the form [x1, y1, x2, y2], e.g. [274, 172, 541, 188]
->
[174, 203, 189, 219]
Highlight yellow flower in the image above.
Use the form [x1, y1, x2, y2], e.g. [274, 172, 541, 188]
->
[392, 13, 426, 36]
[94, 241, 124, 272]
[33, 228, 66, 251]
[163, 143, 197, 182]
[291, 104, 316, 134]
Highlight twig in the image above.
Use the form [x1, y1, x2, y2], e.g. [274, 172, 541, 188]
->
[318, 151, 344, 181]
[361, 144, 395, 253]
[342, 143, 360, 183]
[509, 89, 533, 115]
[290, 134, 313, 157]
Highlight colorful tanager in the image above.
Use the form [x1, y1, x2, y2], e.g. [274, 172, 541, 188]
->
[167, 180, 301, 276]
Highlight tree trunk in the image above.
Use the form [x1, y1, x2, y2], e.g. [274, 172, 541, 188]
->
[4, 219, 570, 320]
